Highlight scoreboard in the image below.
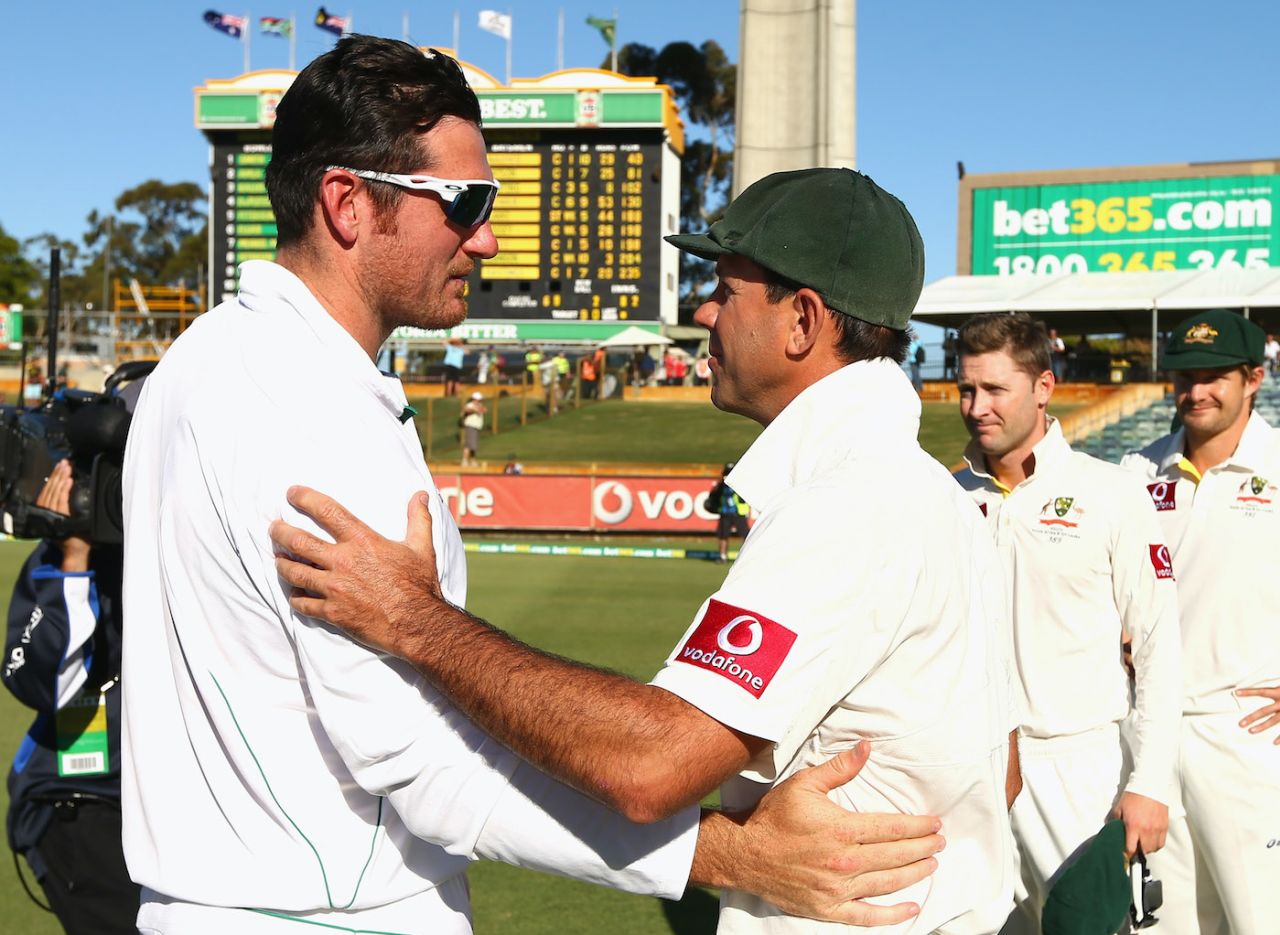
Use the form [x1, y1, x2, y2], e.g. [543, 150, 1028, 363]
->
[474, 129, 664, 324]
[211, 136, 275, 304]
[196, 62, 684, 340]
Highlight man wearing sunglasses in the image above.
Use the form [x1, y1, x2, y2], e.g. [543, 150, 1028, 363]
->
[120, 36, 942, 935]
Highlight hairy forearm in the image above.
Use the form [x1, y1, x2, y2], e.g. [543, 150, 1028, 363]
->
[391, 599, 744, 822]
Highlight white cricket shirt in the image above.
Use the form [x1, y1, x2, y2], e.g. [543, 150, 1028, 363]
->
[1122, 411, 1280, 714]
[121, 261, 697, 934]
[651, 360, 1016, 935]
[956, 419, 1182, 804]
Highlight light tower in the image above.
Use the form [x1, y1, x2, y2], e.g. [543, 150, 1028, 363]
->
[734, 0, 856, 196]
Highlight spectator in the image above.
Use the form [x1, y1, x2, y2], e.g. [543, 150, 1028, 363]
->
[554, 350, 571, 402]
[503, 453, 524, 475]
[639, 350, 655, 386]
[442, 337, 465, 396]
[705, 462, 749, 563]
[1265, 333, 1279, 377]
[579, 348, 599, 399]
[524, 344, 543, 385]
[942, 330, 958, 380]
[906, 337, 924, 393]
[1048, 328, 1067, 383]
[591, 345, 607, 398]
[694, 353, 711, 386]
[460, 392, 485, 466]
[476, 345, 492, 384]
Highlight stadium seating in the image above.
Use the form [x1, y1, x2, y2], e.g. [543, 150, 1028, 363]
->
[1075, 377, 1280, 464]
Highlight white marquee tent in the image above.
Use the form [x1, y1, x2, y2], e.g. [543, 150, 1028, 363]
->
[912, 268, 1280, 375]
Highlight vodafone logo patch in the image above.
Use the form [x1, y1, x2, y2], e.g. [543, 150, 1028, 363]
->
[675, 599, 796, 698]
[1147, 482, 1177, 512]
[1149, 544, 1175, 580]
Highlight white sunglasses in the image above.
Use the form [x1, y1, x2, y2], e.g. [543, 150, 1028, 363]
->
[328, 167, 501, 227]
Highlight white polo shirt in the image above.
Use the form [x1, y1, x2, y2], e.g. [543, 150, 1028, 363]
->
[956, 419, 1181, 803]
[121, 261, 697, 933]
[651, 360, 1016, 935]
[1122, 411, 1280, 714]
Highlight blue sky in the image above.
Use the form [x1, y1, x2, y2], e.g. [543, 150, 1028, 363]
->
[1, 0, 1277, 285]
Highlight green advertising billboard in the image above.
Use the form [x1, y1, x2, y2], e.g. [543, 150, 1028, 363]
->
[970, 174, 1279, 276]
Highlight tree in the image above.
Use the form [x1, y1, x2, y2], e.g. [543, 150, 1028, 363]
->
[82, 180, 207, 288]
[0, 222, 40, 304]
[608, 40, 736, 300]
[22, 180, 208, 315]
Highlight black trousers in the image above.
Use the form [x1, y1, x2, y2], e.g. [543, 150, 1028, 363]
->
[28, 799, 140, 935]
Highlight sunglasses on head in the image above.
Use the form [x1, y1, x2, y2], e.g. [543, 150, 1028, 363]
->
[328, 167, 501, 227]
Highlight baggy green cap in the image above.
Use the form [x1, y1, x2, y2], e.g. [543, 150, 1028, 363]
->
[665, 167, 924, 331]
[1162, 308, 1265, 370]
[1041, 820, 1131, 935]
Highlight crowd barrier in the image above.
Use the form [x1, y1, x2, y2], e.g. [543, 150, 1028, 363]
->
[434, 472, 725, 533]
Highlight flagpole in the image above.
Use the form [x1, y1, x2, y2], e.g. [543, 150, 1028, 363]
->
[289, 12, 297, 70]
[505, 9, 512, 85]
[346, 10, 353, 36]
[244, 10, 252, 72]
[556, 8, 564, 71]
[611, 8, 618, 72]
[453, 10, 460, 56]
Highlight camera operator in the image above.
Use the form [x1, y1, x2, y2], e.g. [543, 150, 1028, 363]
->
[3, 457, 138, 934]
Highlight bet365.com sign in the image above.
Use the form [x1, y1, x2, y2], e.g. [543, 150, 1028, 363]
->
[968, 171, 1279, 276]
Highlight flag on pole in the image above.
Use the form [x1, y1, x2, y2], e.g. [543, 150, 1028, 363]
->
[260, 16, 293, 37]
[585, 15, 616, 48]
[478, 10, 511, 39]
[204, 10, 248, 39]
[315, 7, 348, 35]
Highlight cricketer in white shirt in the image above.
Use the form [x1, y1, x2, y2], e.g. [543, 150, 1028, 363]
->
[956, 417, 1182, 929]
[650, 360, 1018, 935]
[1122, 409, 1280, 934]
[121, 261, 698, 934]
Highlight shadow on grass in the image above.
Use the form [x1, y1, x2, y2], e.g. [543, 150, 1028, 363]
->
[662, 886, 719, 935]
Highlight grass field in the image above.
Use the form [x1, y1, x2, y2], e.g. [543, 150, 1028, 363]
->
[417, 397, 1082, 470]
[0, 540, 731, 935]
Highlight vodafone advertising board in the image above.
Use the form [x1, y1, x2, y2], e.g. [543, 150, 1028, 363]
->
[436, 474, 724, 532]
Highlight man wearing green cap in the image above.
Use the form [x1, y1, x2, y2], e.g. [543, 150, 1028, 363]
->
[1121, 308, 1280, 935]
[270, 167, 1018, 932]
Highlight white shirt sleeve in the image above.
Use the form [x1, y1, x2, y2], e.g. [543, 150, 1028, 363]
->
[651, 492, 899, 776]
[243, 441, 697, 897]
[1109, 480, 1182, 803]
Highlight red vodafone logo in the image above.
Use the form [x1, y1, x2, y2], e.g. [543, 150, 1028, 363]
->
[1147, 482, 1177, 511]
[717, 615, 764, 655]
[675, 599, 796, 698]
[1149, 544, 1175, 580]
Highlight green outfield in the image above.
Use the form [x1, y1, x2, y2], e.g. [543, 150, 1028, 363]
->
[412, 396, 1007, 468]
[0, 540, 731, 935]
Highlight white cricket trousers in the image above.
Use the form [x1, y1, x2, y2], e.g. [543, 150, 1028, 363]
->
[1000, 725, 1124, 935]
[1147, 710, 1280, 935]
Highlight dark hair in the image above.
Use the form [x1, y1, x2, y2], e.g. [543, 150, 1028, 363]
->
[956, 312, 1051, 378]
[266, 35, 482, 246]
[762, 269, 912, 364]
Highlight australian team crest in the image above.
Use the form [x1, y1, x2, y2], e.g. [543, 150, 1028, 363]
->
[1184, 322, 1219, 345]
[1236, 475, 1275, 506]
[1039, 496, 1082, 530]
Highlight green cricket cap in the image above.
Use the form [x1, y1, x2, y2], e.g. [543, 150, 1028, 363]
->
[1162, 309, 1265, 370]
[665, 167, 924, 331]
[1041, 819, 1131, 935]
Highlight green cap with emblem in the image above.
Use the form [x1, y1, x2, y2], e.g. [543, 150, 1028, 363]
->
[664, 167, 924, 331]
[1040, 819, 1132, 935]
[1162, 308, 1265, 370]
